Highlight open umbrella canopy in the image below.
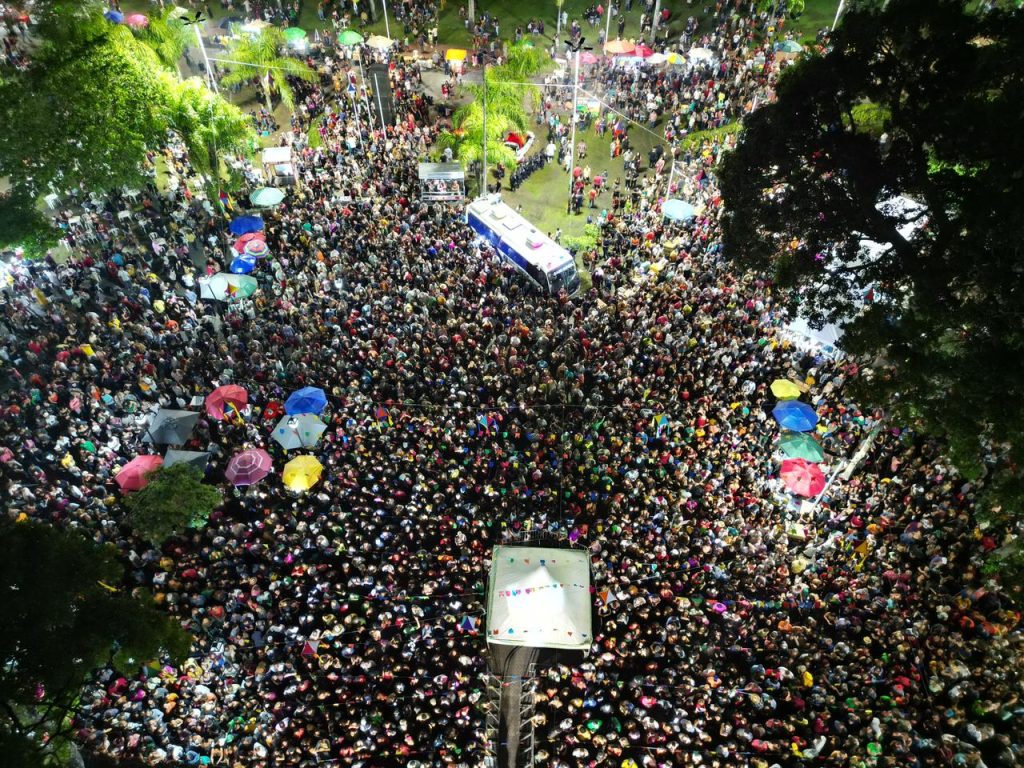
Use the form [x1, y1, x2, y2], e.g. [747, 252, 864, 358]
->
[250, 187, 285, 207]
[647, 52, 668, 65]
[244, 239, 270, 258]
[232, 231, 265, 253]
[230, 254, 258, 275]
[228, 215, 264, 235]
[337, 29, 364, 45]
[199, 273, 259, 302]
[634, 44, 654, 58]
[205, 385, 248, 420]
[104, 10, 124, 23]
[663, 199, 697, 222]
[688, 47, 716, 61]
[116, 455, 163, 492]
[124, 13, 149, 27]
[775, 39, 803, 53]
[226, 449, 273, 486]
[284, 386, 328, 415]
[365, 34, 392, 50]
[604, 39, 635, 54]
[772, 401, 819, 432]
[272, 414, 328, 450]
[163, 449, 211, 471]
[779, 433, 826, 463]
[445, 48, 468, 61]
[283, 455, 323, 492]
[143, 408, 200, 445]
[579, 51, 600, 65]
[283, 27, 307, 42]
[780, 458, 827, 497]
[770, 379, 803, 400]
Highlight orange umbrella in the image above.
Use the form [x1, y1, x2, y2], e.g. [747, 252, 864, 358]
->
[604, 39, 635, 55]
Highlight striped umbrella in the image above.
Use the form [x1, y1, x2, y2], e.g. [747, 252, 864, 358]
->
[244, 239, 270, 258]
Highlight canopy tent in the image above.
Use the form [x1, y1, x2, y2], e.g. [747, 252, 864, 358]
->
[261, 146, 296, 186]
[486, 545, 592, 652]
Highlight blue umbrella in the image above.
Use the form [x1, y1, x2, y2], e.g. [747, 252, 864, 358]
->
[663, 199, 697, 222]
[230, 254, 258, 274]
[772, 401, 819, 432]
[104, 10, 124, 23]
[228, 215, 265, 235]
[284, 386, 328, 415]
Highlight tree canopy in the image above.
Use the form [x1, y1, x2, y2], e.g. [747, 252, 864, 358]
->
[0, 521, 190, 766]
[219, 28, 318, 112]
[718, 0, 1024, 567]
[124, 463, 224, 545]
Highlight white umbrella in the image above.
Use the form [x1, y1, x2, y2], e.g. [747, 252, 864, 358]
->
[198, 273, 259, 302]
[688, 47, 716, 62]
[647, 52, 668, 65]
[272, 413, 328, 450]
[365, 34, 393, 50]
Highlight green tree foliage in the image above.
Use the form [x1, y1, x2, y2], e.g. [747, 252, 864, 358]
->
[124, 463, 223, 545]
[165, 77, 257, 179]
[136, 6, 191, 73]
[219, 28, 318, 112]
[0, 521, 190, 765]
[439, 44, 546, 175]
[0, 26, 171, 196]
[718, 0, 1024, 575]
[0, 190, 59, 260]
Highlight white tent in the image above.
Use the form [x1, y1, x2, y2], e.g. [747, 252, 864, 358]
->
[486, 545, 592, 652]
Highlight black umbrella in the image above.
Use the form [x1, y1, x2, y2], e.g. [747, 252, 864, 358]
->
[143, 409, 200, 446]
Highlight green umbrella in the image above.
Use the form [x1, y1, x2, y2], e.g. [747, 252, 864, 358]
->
[250, 187, 285, 207]
[337, 29, 364, 46]
[284, 27, 307, 43]
[776, 39, 802, 53]
[779, 432, 825, 463]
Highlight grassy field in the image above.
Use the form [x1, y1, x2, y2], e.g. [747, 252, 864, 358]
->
[121, 0, 839, 50]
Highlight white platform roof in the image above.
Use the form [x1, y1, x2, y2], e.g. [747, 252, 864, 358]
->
[486, 545, 592, 651]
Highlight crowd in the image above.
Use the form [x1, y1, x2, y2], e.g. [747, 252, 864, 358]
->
[1, 4, 1022, 768]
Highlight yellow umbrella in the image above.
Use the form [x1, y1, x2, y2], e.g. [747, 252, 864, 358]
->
[770, 379, 803, 400]
[282, 455, 323, 492]
[445, 48, 468, 61]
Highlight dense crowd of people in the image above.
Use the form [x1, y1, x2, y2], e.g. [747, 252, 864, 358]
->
[1, 3, 1022, 768]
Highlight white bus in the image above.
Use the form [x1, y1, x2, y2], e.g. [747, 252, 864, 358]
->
[467, 196, 581, 296]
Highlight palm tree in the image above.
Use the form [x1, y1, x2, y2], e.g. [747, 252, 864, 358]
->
[136, 7, 190, 74]
[219, 28, 318, 113]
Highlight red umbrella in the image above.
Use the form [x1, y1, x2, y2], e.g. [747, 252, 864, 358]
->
[225, 449, 273, 486]
[635, 44, 654, 58]
[232, 232, 266, 252]
[780, 458, 826, 497]
[115, 455, 163, 492]
[205, 385, 248, 420]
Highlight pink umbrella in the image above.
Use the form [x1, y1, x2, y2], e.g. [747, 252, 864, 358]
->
[225, 449, 273, 486]
[124, 13, 149, 28]
[780, 458, 826, 497]
[579, 51, 600, 65]
[205, 385, 248, 420]
[634, 44, 654, 58]
[116, 455, 163, 492]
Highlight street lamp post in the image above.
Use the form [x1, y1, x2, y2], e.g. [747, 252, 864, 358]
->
[193, 22, 218, 92]
[381, 0, 392, 40]
[566, 44, 581, 207]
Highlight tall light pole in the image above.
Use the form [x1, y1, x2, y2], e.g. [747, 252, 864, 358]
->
[481, 60, 488, 196]
[564, 39, 591, 210]
[832, 0, 845, 31]
[382, 0, 392, 40]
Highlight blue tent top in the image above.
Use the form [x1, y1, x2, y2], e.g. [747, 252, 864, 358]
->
[229, 254, 257, 275]
[104, 10, 125, 23]
[772, 401, 819, 432]
[663, 199, 697, 222]
[229, 215, 265, 235]
[284, 386, 328, 415]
